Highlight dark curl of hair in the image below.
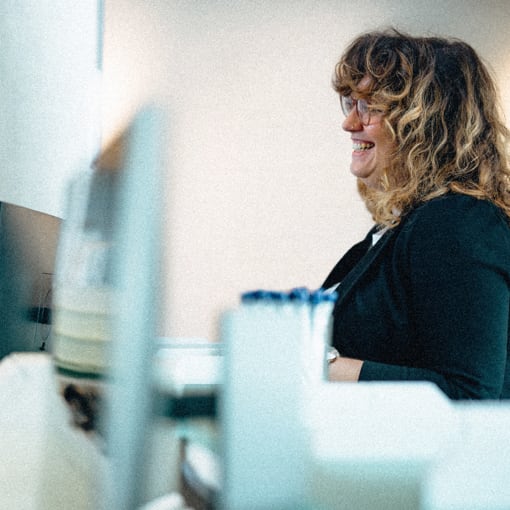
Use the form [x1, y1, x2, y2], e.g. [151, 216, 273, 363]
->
[333, 28, 510, 226]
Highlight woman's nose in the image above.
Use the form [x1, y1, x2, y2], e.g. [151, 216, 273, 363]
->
[342, 108, 363, 132]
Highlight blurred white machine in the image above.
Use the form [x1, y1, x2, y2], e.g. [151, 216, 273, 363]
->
[101, 105, 167, 510]
[219, 298, 510, 510]
[0, 0, 101, 361]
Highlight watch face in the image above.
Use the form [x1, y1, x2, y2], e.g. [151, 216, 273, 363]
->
[327, 346, 340, 363]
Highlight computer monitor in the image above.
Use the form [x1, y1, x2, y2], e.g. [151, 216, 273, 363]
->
[0, 202, 61, 358]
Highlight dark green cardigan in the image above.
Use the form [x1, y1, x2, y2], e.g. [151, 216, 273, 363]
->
[323, 194, 510, 399]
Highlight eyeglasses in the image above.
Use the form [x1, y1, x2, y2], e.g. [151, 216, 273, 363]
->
[340, 95, 371, 126]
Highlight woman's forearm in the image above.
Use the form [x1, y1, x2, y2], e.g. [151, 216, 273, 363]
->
[328, 357, 363, 382]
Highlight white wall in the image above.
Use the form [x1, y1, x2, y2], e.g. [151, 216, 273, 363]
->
[0, 1, 101, 218]
[102, 0, 510, 341]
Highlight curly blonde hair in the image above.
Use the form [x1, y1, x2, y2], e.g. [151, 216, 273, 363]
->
[333, 29, 510, 227]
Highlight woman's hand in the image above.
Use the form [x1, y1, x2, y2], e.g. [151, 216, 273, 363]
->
[328, 357, 363, 382]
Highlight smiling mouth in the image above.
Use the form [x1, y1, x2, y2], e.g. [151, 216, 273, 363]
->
[353, 142, 375, 151]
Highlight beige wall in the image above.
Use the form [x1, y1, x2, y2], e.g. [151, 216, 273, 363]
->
[102, 0, 510, 341]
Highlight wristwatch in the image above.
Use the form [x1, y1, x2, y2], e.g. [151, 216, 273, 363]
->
[326, 346, 341, 364]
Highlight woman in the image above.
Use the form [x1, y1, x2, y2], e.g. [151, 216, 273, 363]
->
[324, 29, 510, 399]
